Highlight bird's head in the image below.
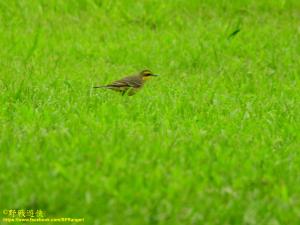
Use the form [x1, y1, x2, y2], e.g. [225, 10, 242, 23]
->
[140, 69, 159, 81]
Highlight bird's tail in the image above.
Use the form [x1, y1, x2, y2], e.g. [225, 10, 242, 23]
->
[93, 85, 108, 88]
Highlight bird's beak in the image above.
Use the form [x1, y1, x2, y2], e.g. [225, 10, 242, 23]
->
[151, 74, 159, 76]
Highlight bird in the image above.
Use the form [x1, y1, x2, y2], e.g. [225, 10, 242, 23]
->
[93, 69, 159, 96]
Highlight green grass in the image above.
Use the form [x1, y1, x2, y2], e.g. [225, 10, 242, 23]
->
[0, 0, 300, 224]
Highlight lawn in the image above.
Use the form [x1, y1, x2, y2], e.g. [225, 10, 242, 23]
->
[0, 0, 300, 224]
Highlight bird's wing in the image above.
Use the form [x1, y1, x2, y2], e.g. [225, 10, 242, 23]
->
[108, 79, 130, 87]
[109, 75, 142, 88]
[123, 76, 143, 88]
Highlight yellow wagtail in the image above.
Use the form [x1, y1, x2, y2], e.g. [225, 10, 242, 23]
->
[93, 69, 159, 96]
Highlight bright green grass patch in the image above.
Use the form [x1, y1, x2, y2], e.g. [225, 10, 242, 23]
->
[0, 0, 300, 224]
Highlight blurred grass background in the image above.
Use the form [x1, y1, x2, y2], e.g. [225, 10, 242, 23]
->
[0, 0, 300, 224]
